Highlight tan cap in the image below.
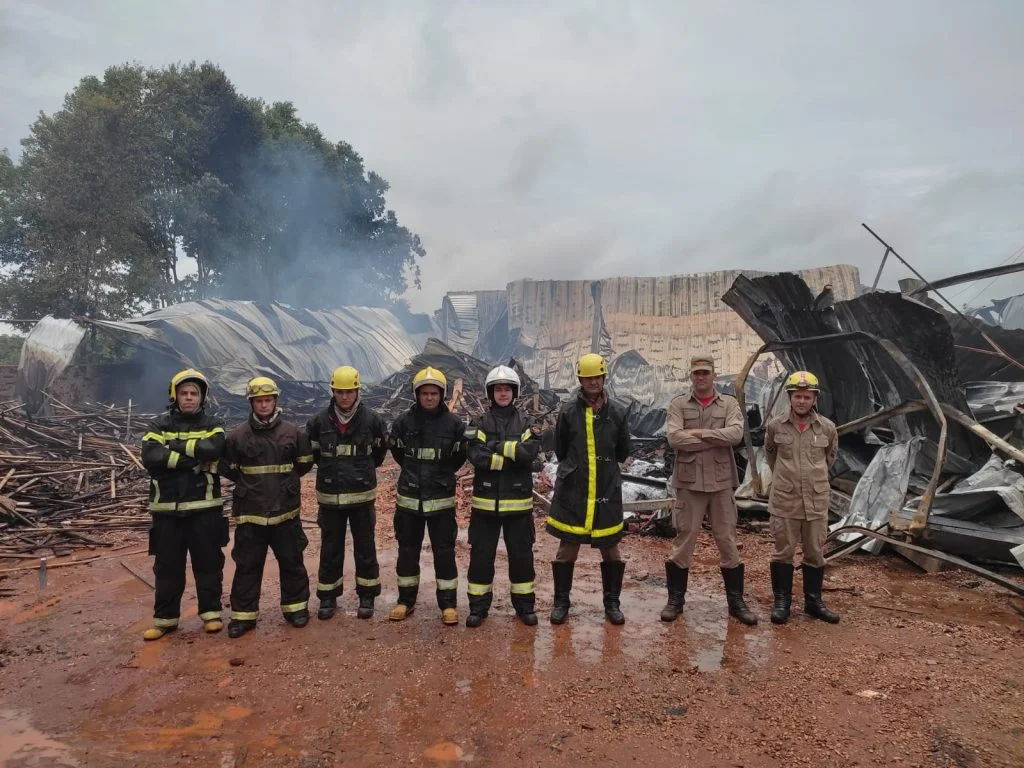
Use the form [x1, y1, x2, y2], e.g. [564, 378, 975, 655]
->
[690, 355, 715, 373]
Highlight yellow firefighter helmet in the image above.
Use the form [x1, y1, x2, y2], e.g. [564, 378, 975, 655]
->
[330, 366, 361, 390]
[576, 353, 608, 378]
[785, 370, 820, 392]
[412, 366, 447, 395]
[246, 376, 280, 399]
[168, 369, 209, 403]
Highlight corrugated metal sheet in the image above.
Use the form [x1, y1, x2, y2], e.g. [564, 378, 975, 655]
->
[438, 290, 508, 356]
[113, 299, 422, 393]
[19, 300, 423, 411]
[505, 265, 860, 389]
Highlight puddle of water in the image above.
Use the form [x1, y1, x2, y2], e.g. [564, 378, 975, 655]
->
[0, 710, 78, 767]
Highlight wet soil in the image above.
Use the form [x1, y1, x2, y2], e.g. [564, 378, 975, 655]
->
[1, 467, 1022, 767]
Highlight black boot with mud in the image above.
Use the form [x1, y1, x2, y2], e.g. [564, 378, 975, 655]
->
[317, 596, 337, 621]
[722, 564, 758, 626]
[660, 561, 688, 622]
[228, 620, 256, 639]
[549, 561, 574, 625]
[511, 594, 538, 626]
[601, 560, 626, 625]
[286, 609, 310, 628]
[802, 565, 840, 624]
[466, 591, 490, 628]
[357, 595, 374, 619]
[770, 561, 794, 625]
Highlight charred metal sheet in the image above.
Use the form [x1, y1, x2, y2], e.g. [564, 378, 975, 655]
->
[723, 274, 984, 464]
[833, 438, 925, 554]
[893, 456, 1024, 566]
[731, 330, 949, 533]
[904, 262, 1024, 296]
[825, 525, 1024, 596]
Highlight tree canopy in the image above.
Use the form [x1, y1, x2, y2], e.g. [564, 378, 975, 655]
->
[0, 62, 424, 323]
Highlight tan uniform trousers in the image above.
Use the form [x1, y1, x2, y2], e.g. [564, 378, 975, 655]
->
[770, 516, 827, 568]
[669, 487, 741, 569]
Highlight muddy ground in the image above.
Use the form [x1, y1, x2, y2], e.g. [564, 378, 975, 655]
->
[1, 465, 1023, 767]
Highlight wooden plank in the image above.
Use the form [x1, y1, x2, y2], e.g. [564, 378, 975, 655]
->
[622, 497, 673, 512]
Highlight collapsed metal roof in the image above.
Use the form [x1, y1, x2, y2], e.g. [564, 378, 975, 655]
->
[19, 299, 425, 413]
[722, 273, 985, 464]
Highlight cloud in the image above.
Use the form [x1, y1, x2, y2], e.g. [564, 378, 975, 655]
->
[2, 0, 1023, 314]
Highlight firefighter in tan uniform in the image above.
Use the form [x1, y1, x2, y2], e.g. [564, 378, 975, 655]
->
[764, 370, 840, 625]
[661, 354, 757, 626]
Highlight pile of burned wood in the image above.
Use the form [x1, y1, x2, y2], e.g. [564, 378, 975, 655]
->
[0, 397, 154, 559]
[362, 338, 563, 426]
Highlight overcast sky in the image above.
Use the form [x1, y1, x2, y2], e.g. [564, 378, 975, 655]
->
[3, 0, 1023, 314]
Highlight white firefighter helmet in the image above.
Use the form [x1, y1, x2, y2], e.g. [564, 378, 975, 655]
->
[485, 365, 521, 400]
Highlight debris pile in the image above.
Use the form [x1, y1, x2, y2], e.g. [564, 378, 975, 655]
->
[723, 270, 1024, 577]
[363, 338, 562, 424]
[0, 398, 154, 558]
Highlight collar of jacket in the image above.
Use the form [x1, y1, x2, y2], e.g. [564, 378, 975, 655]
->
[413, 401, 449, 421]
[489, 403, 516, 421]
[333, 399, 361, 425]
[169, 404, 206, 421]
[686, 389, 721, 404]
[250, 409, 282, 431]
[575, 388, 607, 411]
[783, 409, 821, 428]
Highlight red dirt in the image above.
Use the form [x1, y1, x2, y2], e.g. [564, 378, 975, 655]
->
[1, 461, 1022, 767]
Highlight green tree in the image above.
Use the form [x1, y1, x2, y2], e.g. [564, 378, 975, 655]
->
[0, 62, 424, 320]
[0, 334, 23, 364]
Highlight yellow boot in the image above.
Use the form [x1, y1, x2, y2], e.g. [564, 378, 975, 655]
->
[203, 619, 223, 633]
[442, 608, 458, 625]
[142, 626, 174, 641]
[389, 603, 414, 621]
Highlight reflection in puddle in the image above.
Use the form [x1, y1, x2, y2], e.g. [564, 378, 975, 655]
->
[523, 581, 775, 674]
[0, 710, 78, 767]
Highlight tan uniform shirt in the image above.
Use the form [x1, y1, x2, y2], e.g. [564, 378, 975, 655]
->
[764, 411, 838, 520]
[666, 390, 744, 493]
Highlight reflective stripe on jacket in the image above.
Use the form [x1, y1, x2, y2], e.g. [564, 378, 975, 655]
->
[142, 406, 225, 516]
[306, 401, 388, 508]
[545, 390, 631, 545]
[389, 403, 466, 517]
[223, 412, 314, 523]
[466, 405, 540, 515]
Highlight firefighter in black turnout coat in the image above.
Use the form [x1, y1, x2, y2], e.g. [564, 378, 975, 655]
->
[223, 377, 315, 638]
[464, 365, 541, 627]
[545, 353, 632, 625]
[140, 369, 228, 640]
[387, 367, 467, 625]
[306, 366, 388, 620]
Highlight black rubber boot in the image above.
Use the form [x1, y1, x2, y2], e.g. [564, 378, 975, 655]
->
[466, 592, 491, 628]
[511, 594, 538, 626]
[356, 595, 374, 619]
[600, 560, 626, 625]
[660, 561, 688, 622]
[317, 596, 337, 621]
[549, 561, 574, 625]
[770, 561, 794, 625]
[721, 564, 758, 626]
[285, 609, 309, 628]
[227, 619, 256, 639]
[802, 565, 840, 623]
